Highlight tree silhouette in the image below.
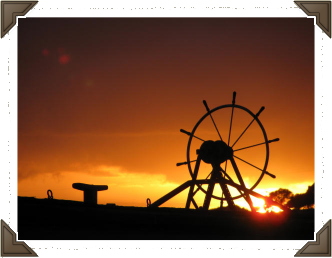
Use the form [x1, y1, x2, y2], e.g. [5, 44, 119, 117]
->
[265, 188, 294, 209]
[264, 184, 314, 210]
[287, 184, 314, 210]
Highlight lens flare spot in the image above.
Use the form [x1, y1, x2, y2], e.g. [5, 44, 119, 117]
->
[42, 48, 50, 56]
[59, 54, 71, 65]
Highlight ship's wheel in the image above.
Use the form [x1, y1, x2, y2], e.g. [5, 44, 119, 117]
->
[177, 92, 279, 209]
[149, 92, 286, 212]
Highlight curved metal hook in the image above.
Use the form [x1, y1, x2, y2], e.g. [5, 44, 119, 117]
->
[47, 189, 53, 200]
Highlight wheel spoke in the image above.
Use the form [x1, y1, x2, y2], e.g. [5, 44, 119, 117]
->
[227, 92, 236, 146]
[203, 100, 223, 141]
[176, 160, 197, 167]
[231, 106, 265, 148]
[180, 129, 205, 141]
[225, 93, 236, 172]
[233, 138, 279, 152]
[233, 155, 276, 178]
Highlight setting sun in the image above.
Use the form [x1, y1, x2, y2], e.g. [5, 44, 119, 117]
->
[248, 196, 282, 213]
[252, 197, 266, 213]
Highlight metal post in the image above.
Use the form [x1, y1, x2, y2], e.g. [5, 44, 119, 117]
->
[186, 156, 201, 209]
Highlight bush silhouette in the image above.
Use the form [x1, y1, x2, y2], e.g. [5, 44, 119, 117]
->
[287, 184, 314, 210]
[265, 184, 314, 210]
[267, 188, 294, 208]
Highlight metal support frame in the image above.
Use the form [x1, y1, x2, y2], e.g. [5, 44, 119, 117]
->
[151, 94, 283, 212]
[149, 177, 289, 212]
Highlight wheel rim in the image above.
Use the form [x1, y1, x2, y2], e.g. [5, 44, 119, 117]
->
[186, 104, 270, 201]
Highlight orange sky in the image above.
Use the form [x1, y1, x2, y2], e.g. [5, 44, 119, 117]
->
[18, 18, 314, 209]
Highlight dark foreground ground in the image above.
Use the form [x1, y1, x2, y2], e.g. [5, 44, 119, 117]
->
[18, 196, 314, 240]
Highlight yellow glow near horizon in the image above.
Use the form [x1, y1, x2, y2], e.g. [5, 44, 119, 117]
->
[18, 169, 313, 213]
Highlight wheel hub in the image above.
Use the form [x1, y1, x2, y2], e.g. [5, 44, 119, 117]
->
[197, 140, 233, 165]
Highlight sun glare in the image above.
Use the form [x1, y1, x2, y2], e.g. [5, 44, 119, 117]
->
[267, 206, 282, 213]
[252, 197, 266, 213]
[252, 197, 283, 213]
